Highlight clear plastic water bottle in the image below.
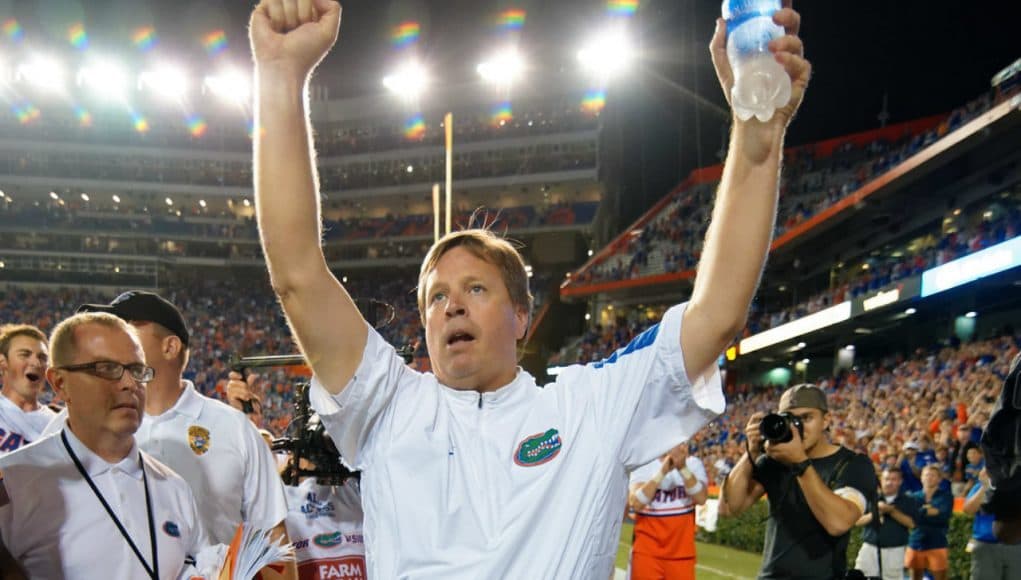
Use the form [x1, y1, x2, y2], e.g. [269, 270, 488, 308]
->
[722, 0, 792, 122]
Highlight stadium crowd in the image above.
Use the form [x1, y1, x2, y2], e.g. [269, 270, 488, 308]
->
[0, 199, 597, 262]
[577, 90, 1005, 286]
[0, 100, 599, 158]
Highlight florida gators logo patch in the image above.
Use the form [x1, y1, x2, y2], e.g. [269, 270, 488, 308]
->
[188, 425, 211, 456]
[514, 428, 562, 466]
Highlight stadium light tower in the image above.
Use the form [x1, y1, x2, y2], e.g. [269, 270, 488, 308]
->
[139, 64, 189, 102]
[577, 27, 635, 79]
[203, 68, 251, 105]
[382, 60, 428, 99]
[477, 47, 525, 86]
[16, 54, 66, 93]
[77, 58, 130, 102]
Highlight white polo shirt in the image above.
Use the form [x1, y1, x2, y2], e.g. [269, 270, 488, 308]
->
[311, 302, 724, 578]
[284, 477, 366, 580]
[630, 455, 709, 516]
[0, 429, 206, 579]
[44, 381, 288, 544]
[0, 394, 55, 454]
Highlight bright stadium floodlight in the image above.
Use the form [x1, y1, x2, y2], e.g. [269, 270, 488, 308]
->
[16, 54, 66, 93]
[112, 194, 120, 203]
[77, 58, 129, 101]
[577, 27, 634, 79]
[80, 193, 89, 201]
[139, 64, 189, 102]
[477, 47, 525, 85]
[204, 69, 250, 105]
[382, 60, 428, 98]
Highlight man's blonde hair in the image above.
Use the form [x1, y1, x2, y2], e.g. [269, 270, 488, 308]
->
[0, 324, 47, 357]
[417, 228, 533, 325]
[49, 312, 139, 367]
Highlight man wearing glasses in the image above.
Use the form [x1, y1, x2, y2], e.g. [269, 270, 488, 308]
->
[0, 311, 206, 579]
[44, 291, 289, 550]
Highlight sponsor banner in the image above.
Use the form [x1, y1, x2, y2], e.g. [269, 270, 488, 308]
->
[298, 556, 367, 580]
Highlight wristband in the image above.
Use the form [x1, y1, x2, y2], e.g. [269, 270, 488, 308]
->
[684, 480, 704, 495]
[680, 467, 694, 480]
[634, 488, 652, 506]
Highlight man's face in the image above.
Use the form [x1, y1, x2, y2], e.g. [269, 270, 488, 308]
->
[922, 467, 941, 490]
[967, 447, 982, 465]
[423, 246, 527, 391]
[51, 323, 147, 440]
[785, 407, 827, 451]
[129, 321, 167, 370]
[881, 470, 903, 496]
[0, 335, 49, 403]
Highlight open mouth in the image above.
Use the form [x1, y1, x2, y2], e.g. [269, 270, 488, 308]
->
[447, 331, 476, 346]
[25, 372, 42, 382]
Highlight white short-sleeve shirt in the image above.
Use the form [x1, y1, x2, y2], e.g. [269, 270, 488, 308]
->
[284, 477, 366, 580]
[629, 455, 709, 516]
[0, 429, 206, 579]
[0, 394, 55, 454]
[311, 302, 724, 578]
[44, 381, 288, 544]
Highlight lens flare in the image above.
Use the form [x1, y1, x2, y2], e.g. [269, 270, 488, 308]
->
[606, 0, 639, 16]
[496, 9, 526, 31]
[74, 106, 92, 127]
[131, 111, 150, 133]
[403, 114, 426, 140]
[132, 26, 157, 52]
[2, 19, 23, 43]
[490, 102, 513, 127]
[202, 29, 227, 56]
[68, 22, 88, 50]
[390, 21, 420, 48]
[186, 114, 207, 137]
[12, 102, 41, 125]
[581, 89, 606, 114]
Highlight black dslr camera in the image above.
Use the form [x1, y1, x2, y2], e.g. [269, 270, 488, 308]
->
[760, 412, 805, 444]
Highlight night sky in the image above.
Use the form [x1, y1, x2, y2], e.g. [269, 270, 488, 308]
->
[4, 0, 1020, 225]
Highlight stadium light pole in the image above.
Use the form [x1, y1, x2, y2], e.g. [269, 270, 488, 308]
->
[139, 64, 190, 102]
[77, 58, 130, 102]
[16, 55, 66, 93]
[382, 60, 428, 100]
[577, 27, 635, 81]
[476, 47, 525, 86]
[203, 69, 251, 106]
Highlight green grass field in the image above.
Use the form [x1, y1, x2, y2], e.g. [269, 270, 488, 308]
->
[616, 523, 762, 579]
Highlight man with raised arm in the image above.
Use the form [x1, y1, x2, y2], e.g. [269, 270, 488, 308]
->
[250, 0, 809, 576]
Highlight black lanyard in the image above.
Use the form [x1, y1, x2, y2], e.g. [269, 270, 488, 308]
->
[61, 431, 159, 580]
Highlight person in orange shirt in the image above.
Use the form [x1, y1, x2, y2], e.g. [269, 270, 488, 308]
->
[628, 443, 709, 580]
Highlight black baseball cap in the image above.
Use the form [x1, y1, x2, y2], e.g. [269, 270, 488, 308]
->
[77, 291, 190, 347]
[779, 383, 828, 413]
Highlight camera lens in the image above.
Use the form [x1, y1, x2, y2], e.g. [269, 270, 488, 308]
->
[760, 413, 794, 444]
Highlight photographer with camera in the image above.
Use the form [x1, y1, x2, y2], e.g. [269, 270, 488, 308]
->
[721, 384, 877, 579]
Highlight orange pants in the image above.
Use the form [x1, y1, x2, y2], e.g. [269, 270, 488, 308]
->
[905, 547, 949, 572]
[630, 552, 695, 580]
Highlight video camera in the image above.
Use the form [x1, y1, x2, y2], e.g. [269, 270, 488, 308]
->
[759, 412, 805, 444]
[227, 297, 415, 485]
[228, 353, 354, 485]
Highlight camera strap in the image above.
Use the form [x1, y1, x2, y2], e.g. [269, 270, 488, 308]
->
[825, 452, 853, 490]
